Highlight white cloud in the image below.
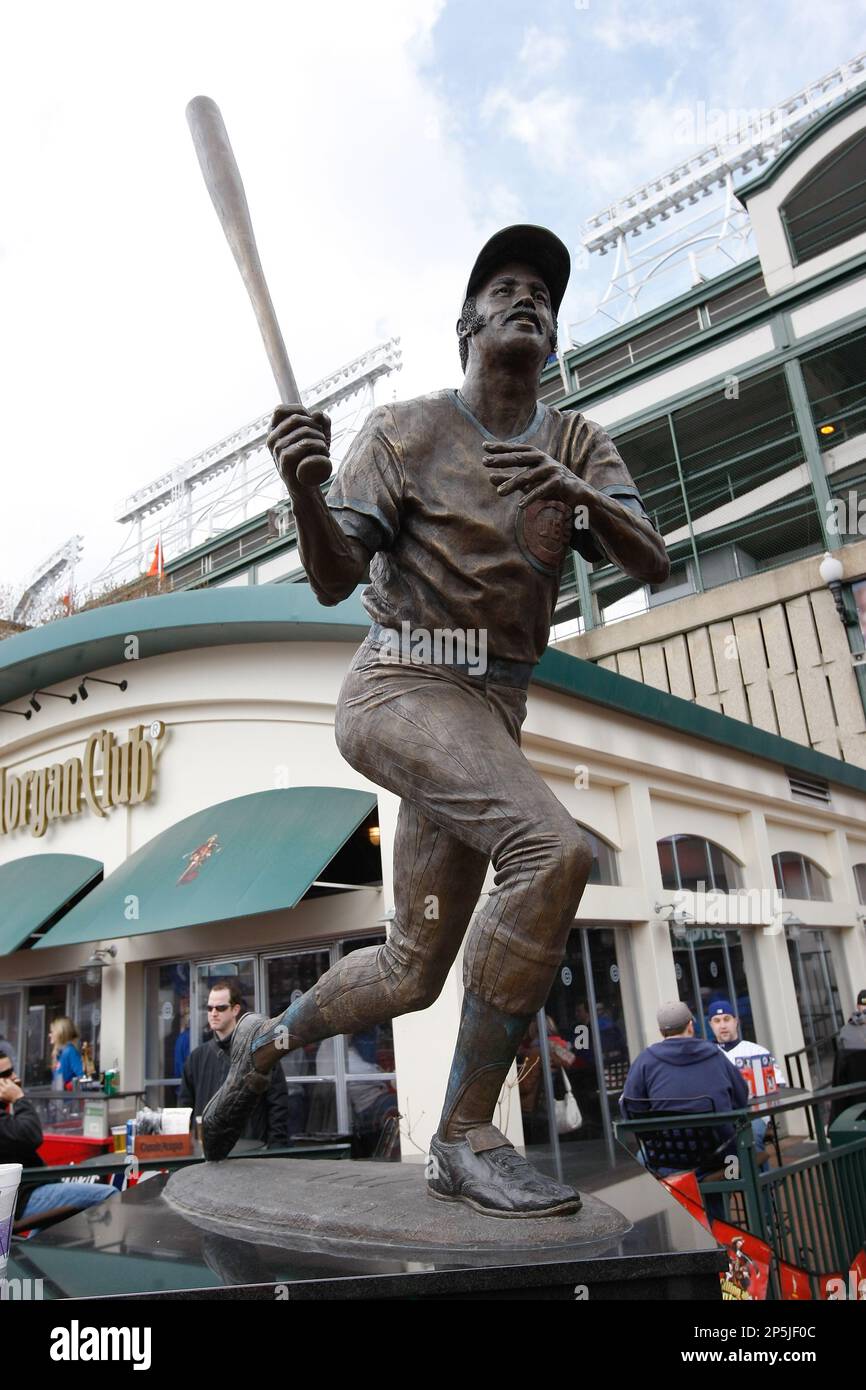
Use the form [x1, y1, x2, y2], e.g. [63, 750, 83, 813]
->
[591, 0, 700, 52]
[0, 0, 487, 593]
[481, 86, 583, 176]
[518, 25, 568, 74]
[481, 181, 527, 226]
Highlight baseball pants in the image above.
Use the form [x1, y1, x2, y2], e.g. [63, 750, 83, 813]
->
[304, 631, 592, 1031]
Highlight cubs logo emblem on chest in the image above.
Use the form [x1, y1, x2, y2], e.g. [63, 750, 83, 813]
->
[516, 499, 570, 574]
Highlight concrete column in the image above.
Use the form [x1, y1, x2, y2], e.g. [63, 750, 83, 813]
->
[616, 779, 678, 1051]
[97, 944, 132, 1087]
[739, 809, 809, 1134]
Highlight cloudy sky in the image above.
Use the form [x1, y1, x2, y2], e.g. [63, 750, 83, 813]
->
[2, 0, 865, 597]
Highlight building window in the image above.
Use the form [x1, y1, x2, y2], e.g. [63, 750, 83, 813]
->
[145, 934, 398, 1158]
[772, 851, 832, 901]
[577, 824, 620, 886]
[801, 328, 866, 453]
[671, 925, 754, 1041]
[20, 977, 100, 1088]
[602, 367, 818, 608]
[786, 925, 844, 1086]
[264, 936, 397, 1159]
[855, 862, 866, 906]
[657, 834, 742, 893]
[780, 127, 866, 265]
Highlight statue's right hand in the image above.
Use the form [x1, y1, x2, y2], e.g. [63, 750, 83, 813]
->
[267, 407, 332, 493]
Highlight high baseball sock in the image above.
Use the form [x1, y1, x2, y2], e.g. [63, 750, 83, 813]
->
[436, 990, 532, 1141]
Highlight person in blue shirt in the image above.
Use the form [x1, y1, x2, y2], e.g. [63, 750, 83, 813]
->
[621, 1000, 750, 1219]
[49, 1017, 84, 1089]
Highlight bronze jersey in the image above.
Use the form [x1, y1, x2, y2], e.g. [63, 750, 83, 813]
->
[326, 389, 655, 665]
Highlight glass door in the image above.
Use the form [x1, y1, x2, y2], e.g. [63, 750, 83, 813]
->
[786, 927, 843, 1086]
[24, 981, 72, 1087]
[523, 927, 633, 1169]
[263, 946, 336, 1141]
[0, 989, 23, 1074]
[144, 961, 191, 1107]
[671, 925, 754, 1039]
[263, 936, 398, 1157]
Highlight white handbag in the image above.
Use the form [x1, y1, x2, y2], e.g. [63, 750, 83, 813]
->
[555, 1068, 583, 1133]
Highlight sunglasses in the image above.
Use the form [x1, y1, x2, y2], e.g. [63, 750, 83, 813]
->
[207, 1003, 232, 1013]
[0, 1069, 17, 1082]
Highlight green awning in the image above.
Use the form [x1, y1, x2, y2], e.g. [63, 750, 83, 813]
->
[34, 787, 377, 949]
[0, 854, 103, 954]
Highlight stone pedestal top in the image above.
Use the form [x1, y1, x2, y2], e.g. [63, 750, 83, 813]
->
[165, 1158, 632, 1261]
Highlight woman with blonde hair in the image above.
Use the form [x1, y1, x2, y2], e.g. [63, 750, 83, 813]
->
[49, 1016, 83, 1089]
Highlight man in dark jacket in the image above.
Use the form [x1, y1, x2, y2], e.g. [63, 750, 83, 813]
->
[621, 1001, 750, 1182]
[0, 1050, 116, 1230]
[179, 981, 288, 1150]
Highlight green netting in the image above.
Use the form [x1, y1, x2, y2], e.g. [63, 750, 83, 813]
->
[801, 328, 866, 447]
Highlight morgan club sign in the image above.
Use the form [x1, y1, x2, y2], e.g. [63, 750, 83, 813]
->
[0, 721, 166, 839]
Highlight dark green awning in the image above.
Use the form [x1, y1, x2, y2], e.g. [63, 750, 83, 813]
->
[0, 854, 103, 955]
[34, 787, 377, 949]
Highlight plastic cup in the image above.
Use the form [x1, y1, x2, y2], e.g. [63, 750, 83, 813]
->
[111, 1126, 127, 1154]
[0, 1163, 22, 1272]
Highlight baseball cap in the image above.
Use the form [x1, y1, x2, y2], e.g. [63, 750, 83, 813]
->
[657, 1000, 693, 1032]
[708, 999, 735, 1019]
[464, 225, 571, 316]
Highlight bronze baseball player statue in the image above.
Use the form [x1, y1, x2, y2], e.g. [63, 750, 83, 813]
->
[202, 225, 669, 1216]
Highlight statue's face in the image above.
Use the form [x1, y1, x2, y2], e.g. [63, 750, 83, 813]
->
[470, 260, 554, 372]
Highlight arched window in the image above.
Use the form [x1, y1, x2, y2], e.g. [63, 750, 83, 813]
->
[772, 851, 832, 902]
[852, 862, 866, 906]
[577, 824, 620, 886]
[657, 835, 742, 893]
[780, 127, 866, 264]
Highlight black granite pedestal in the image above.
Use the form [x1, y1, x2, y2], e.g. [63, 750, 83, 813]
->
[6, 1143, 724, 1300]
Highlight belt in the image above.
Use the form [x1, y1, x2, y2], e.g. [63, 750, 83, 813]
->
[366, 622, 534, 690]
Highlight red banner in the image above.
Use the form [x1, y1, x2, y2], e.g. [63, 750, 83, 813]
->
[778, 1260, 812, 1300]
[659, 1170, 711, 1232]
[712, 1220, 771, 1300]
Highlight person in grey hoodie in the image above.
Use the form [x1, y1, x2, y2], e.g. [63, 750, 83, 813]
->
[621, 1000, 750, 1175]
[830, 990, 866, 1123]
[837, 990, 866, 1052]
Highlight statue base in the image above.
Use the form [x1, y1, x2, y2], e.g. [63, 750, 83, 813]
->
[164, 1157, 632, 1261]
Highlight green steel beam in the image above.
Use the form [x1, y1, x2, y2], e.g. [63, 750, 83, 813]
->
[784, 356, 842, 551]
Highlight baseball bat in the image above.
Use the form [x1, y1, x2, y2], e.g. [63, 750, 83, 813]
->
[185, 95, 331, 485]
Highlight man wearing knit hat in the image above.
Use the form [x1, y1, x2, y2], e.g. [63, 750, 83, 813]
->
[203, 226, 668, 1218]
[707, 998, 785, 1167]
[621, 1000, 749, 1128]
[707, 998, 786, 1097]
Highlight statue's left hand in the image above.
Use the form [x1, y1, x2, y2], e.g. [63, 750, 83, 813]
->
[482, 441, 592, 511]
